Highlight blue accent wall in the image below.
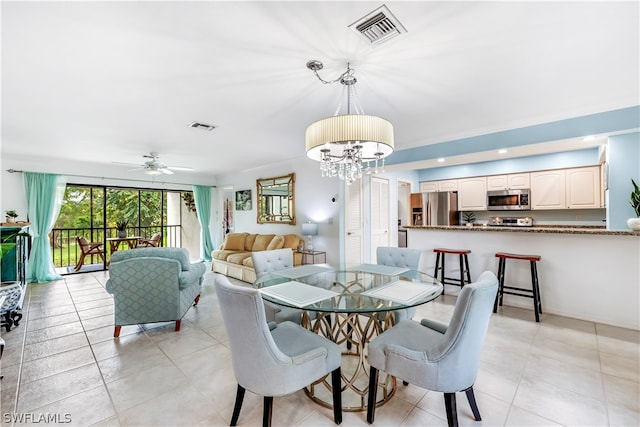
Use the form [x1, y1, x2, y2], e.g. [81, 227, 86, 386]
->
[419, 148, 600, 181]
[387, 106, 640, 166]
[608, 132, 640, 229]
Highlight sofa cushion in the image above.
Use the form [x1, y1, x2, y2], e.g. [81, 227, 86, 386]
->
[213, 249, 243, 261]
[266, 235, 285, 250]
[244, 233, 258, 251]
[282, 234, 300, 250]
[223, 233, 247, 251]
[252, 234, 275, 251]
[226, 252, 252, 265]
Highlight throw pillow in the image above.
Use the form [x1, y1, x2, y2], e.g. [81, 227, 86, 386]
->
[252, 234, 275, 251]
[223, 233, 247, 251]
[282, 234, 300, 249]
[266, 235, 285, 250]
[244, 233, 258, 251]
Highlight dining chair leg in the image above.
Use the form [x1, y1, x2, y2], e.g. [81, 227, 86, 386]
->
[331, 367, 343, 424]
[230, 384, 245, 426]
[263, 396, 273, 427]
[193, 294, 201, 306]
[113, 326, 121, 338]
[366, 366, 379, 424]
[443, 392, 458, 427]
[464, 386, 481, 421]
[174, 320, 181, 331]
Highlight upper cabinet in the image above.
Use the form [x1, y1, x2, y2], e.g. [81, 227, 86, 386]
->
[419, 179, 458, 193]
[530, 169, 566, 209]
[458, 177, 487, 210]
[419, 165, 602, 211]
[486, 173, 530, 191]
[530, 166, 601, 210]
[566, 166, 601, 209]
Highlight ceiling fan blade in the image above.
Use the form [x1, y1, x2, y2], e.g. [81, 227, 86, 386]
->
[160, 168, 174, 175]
[167, 166, 193, 171]
[113, 161, 143, 167]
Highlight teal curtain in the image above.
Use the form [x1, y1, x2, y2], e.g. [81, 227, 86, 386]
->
[192, 185, 215, 261]
[23, 172, 66, 283]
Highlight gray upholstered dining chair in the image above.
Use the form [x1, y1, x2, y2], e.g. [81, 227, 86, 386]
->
[215, 274, 343, 427]
[252, 248, 304, 324]
[376, 246, 422, 322]
[366, 271, 498, 427]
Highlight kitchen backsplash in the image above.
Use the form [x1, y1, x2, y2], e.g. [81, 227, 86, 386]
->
[460, 209, 606, 227]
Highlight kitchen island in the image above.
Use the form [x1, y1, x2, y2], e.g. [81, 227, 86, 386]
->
[406, 225, 639, 330]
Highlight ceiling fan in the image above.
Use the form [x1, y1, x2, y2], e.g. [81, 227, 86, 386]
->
[115, 152, 193, 175]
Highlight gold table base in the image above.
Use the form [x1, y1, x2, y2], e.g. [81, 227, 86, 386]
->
[302, 311, 397, 412]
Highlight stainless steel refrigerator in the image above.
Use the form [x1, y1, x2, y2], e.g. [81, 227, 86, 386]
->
[412, 192, 459, 226]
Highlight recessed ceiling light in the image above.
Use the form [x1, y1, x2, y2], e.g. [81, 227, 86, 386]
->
[498, 149, 508, 154]
[437, 158, 445, 163]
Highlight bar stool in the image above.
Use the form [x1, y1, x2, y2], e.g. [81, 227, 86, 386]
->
[433, 248, 472, 295]
[493, 252, 542, 322]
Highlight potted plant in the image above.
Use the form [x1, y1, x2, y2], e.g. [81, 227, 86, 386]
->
[115, 219, 129, 238]
[627, 179, 640, 231]
[5, 210, 18, 223]
[462, 211, 476, 227]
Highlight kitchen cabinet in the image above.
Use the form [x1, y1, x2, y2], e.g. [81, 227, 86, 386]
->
[486, 173, 530, 191]
[566, 166, 601, 209]
[530, 170, 566, 209]
[419, 179, 458, 193]
[457, 177, 487, 210]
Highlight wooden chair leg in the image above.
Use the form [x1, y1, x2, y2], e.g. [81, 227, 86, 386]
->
[175, 320, 181, 332]
[465, 386, 481, 421]
[444, 392, 458, 427]
[230, 384, 245, 426]
[74, 256, 85, 272]
[263, 396, 273, 427]
[193, 294, 201, 306]
[366, 367, 379, 424]
[113, 325, 121, 337]
[331, 367, 342, 424]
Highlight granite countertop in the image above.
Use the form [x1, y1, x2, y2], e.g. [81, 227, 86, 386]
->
[404, 225, 639, 236]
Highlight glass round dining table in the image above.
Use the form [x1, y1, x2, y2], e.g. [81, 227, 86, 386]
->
[253, 263, 443, 412]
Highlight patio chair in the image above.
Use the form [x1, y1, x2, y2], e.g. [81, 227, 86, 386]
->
[137, 232, 162, 248]
[74, 236, 105, 271]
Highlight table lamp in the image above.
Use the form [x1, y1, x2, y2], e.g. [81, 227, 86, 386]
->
[301, 222, 318, 251]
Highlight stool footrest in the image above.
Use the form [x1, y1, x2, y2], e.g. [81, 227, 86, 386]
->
[501, 286, 535, 298]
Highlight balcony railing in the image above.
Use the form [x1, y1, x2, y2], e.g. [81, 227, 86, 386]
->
[50, 225, 182, 274]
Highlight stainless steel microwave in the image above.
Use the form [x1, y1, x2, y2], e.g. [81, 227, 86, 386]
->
[487, 189, 531, 211]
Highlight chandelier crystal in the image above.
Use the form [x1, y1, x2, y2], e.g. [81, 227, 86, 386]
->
[305, 61, 394, 185]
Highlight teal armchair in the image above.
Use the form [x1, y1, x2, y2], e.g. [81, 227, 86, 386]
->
[106, 247, 206, 337]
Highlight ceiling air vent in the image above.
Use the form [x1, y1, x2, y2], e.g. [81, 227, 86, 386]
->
[349, 5, 407, 46]
[189, 121, 216, 131]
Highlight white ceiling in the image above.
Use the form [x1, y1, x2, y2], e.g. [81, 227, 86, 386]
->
[2, 1, 638, 181]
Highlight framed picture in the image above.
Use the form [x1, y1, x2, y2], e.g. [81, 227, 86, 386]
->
[235, 189, 252, 211]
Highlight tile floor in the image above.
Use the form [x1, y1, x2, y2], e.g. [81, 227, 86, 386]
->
[1, 268, 638, 426]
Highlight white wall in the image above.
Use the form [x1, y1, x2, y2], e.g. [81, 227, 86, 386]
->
[408, 228, 640, 330]
[216, 156, 341, 264]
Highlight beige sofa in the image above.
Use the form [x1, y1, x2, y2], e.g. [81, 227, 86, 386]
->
[212, 232, 303, 283]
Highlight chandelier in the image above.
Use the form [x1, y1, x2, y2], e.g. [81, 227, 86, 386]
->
[305, 60, 394, 184]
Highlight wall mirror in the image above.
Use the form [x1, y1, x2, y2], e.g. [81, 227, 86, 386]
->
[257, 173, 295, 224]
